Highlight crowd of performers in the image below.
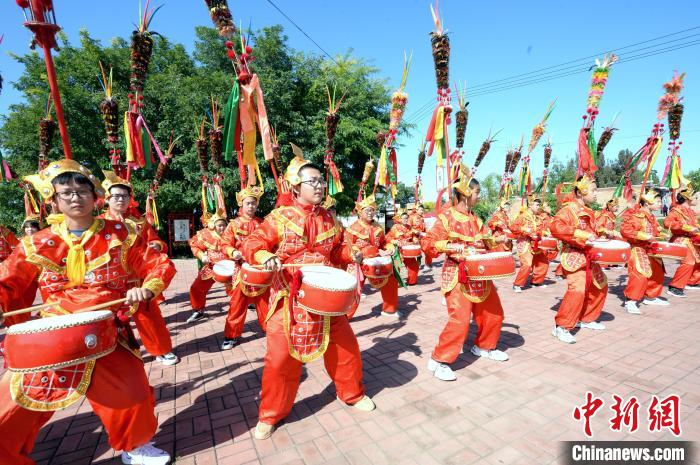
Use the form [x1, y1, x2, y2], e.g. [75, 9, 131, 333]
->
[0, 154, 698, 464]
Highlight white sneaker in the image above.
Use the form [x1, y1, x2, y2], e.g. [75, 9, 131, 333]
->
[642, 297, 670, 306]
[361, 293, 367, 300]
[122, 442, 170, 465]
[381, 311, 401, 318]
[551, 326, 576, 344]
[186, 311, 205, 323]
[155, 353, 178, 366]
[576, 321, 606, 331]
[441, 297, 447, 306]
[513, 286, 522, 293]
[427, 358, 457, 380]
[470, 345, 509, 361]
[625, 301, 641, 314]
[685, 284, 700, 290]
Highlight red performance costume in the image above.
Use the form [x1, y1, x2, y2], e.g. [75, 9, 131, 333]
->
[487, 201, 513, 253]
[242, 154, 373, 439]
[510, 202, 550, 288]
[550, 175, 608, 343]
[221, 186, 269, 341]
[188, 214, 230, 315]
[409, 205, 432, 266]
[422, 164, 508, 381]
[664, 186, 700, 292]
[387, 210, 420, 285]
[0, 160, 175, 464]
[345, 194, 399, 317]
[620, 192, 665, 307]
[1, 225, 32, 327]
[100, 171, 175, 362]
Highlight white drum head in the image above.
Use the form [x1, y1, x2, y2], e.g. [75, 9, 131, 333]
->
[363, 256, 392, 266]
[7, 310, 114, 334]
[402, 245, 421, 250]
[213, 260, 236, 276]
[463, 251, 511, 261]
[301, 266, 357, 291]
[589, 239, 630, 250]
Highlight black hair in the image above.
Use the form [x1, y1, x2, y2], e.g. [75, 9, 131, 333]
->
[453, 178, 480, 203]
[532, 198, 542, 205]
[572, 175, 587, 196]
[23, 220, 40, 229]
[51, 172, 96, 197]
[676, 192, 687, 204]
[109, 184, 132, 196]
[297, 163, 324, 178]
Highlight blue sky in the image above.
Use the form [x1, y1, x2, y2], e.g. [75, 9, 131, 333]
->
[1, 1, 699, 200]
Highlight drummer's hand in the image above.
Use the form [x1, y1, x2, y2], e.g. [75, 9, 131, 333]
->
[231, 250, 243, 261]
[0, 310, 4, 326]
[412, 237, 419, 244]
[496, 236, 507, 244]
[201, 255, 210, 265]
[447, 243, 464, 254]
[264, 256, 282, 272]
[125, 287, 155, 305]
[353, 251, 363, 264]
[378, 249, 392, 257]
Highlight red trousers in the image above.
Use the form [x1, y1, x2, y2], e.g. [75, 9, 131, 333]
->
[258, 309, 365, 426]
[514, 250, 549, 286]
[555, 267, 607, 330]
[189, 275, 215, 311]
[432, 284, 504, 364]
[624, 256, 664, 301]
[347, 274, 399, 319]
[224, 286, 269, 337]
[554, 263, 564, 277]
[0, 346, 157, 464]
[668, 252, 700, 289]
[424, 253, 433, 266]
[133, 298, 173, 356]
[404, 258, 419, 285]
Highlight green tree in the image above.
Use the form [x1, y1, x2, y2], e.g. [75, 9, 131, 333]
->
[0, 25, 391, 233]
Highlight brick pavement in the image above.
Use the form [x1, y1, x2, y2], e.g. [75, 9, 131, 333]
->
[4, 258, 699, 464]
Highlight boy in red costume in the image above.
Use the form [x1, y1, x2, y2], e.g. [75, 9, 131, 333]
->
[422, 164, 509, 382]
[219, 185, 269, 349]
[243, 151, 375, 440]
[620, 190, 669, 314]
[0, 160, 175, 465]
[510, 197, 551, 292]
[345, 194, 399, 318]
[387, 209, 420, 285]
[550, 175, 608, 344]
[100, 171, 178, 366]
[665, 185, 700, 297]
[186, 212, 230, 323]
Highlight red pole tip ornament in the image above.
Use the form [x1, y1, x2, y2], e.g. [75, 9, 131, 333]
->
[226, 50, 235, 59]
[225, 40, 233, 49]
[16, 0, 30, 7]
[245, 45, 253, 54]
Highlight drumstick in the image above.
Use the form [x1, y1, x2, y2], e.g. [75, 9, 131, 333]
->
[249, 263, 327, 270]
[3, 297, 129, 318]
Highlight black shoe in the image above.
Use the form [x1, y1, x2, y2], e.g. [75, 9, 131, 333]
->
[221, 338, 239, 350]
[186, 311, 206, 323]
[666, 287, 686, 298]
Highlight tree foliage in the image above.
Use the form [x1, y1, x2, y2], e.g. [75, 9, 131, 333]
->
[0, 25, 391, 231]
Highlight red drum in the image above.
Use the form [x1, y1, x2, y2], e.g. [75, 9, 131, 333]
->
[361, 256, 393, 279]
[240, 262, 274, 287]
[212, 260, 236, 283]
[401, 244, 422, 258]
[4, 310, 117, 373]
[296, 266, 357, 317]
[648, 241, 687, 261]
[587, 239, 631, 265]
[461, 252, 516, 281]
[538, 236, 558, 251]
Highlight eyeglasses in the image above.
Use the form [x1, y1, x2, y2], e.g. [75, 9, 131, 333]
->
[110, 194, 130, 200]
[55, 190, 93, 200]
[300, 179, 327, 188]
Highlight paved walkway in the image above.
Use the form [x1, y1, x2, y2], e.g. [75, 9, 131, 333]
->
[6, 259, 699, 464]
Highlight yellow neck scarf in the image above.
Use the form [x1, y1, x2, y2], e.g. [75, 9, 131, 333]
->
[55, 219, 99, 287]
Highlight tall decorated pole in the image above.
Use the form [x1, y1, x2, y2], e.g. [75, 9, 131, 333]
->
[659, 72, 689, 195]
[519, 100, 555, 203]
[324, 85, 347, 198]
[16, 0, 72, 159]
[425, 1, 452, 199]
[577, 54, 617, 177]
